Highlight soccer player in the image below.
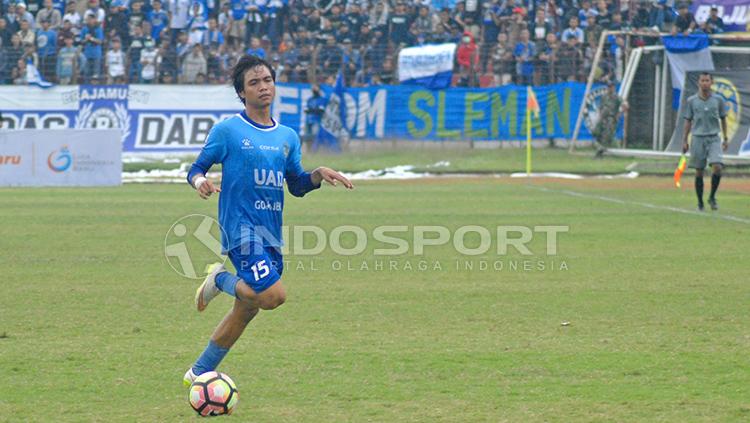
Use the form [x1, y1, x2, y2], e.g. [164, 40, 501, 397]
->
[681, 72, 728, 211]
[183, 55, 353, 385]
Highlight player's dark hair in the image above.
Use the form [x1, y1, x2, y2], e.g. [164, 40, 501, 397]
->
[699, 71, 713, 80]
[231, 55, 276, 104]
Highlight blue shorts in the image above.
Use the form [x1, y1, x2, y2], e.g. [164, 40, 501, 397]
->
[227, 244, 283, 294]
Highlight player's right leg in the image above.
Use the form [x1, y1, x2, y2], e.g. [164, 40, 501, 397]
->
[184, 298, 260, 386]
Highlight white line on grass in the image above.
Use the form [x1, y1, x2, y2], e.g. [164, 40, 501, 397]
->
[529, 185, 750, 225]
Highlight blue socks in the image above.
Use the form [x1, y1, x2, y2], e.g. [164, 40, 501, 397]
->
[192, 340, 230, 375]
[215, 271, 240, 298]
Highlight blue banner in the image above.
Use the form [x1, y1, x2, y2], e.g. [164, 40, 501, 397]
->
[0, 82, 596, 152]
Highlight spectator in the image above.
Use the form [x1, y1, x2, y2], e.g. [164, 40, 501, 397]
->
[5, 33, 24, 78]
[56, 19, 75, 47]
[127, 24, 145, 82]
[36, 18, 57, 79]
[159, 69, 174, 83]
[128, 1, 147, 39]
[105, 1, 129, 45]
[673, 3, 696, 35]
[531, 9, 554, 43]
[139, 37, 158, 82]
[148, 0, 169, 42]
[16, 18, 35, 45]
[703, 6, 724, 34]
[83, 0, 105, 27]
[369, 1, 389, 33]
[80, 14, 103, 82]
[318, 34, 342, 76]
[557, 36, 582, 81]
[456, 30, 479, 86]
[491, 32, 513, 86]
[12, 58, 27, 84]
[187, 1, 208, 45]
[169, 0, 191, 43]
[346, 3, 366, 39]
[181, 42, 206, 83]
[36, 0, 62, 29]
[629, 2, 650, 29]
[610, 12, 623, 30]
[538, 32, 559, 84]
[15, 3, 35, 29]
[56, 34, 78, 83]
[175, 29, 191, 58]
[62, 2, 82, 35]
[561, 16, 583, 44]
[506, 7, 527, 49]
[202, 17, 223, 48]
[225, 0, 244, 48]
[245, 35, 265, 58]
[245, 0, 264, 46]
[594, 0, 611, 29]
[577, 0, 596, 28]
[105, 37, 126, 83]
[585, 12, 602, 46]
[206, 43, 224, 82]
[21, 41, 38, 71]
[341, 38, 360, 83]
[513, 28, 535, 85]
[0, 17, 12, 47]
[388, 2, 410, 47]
[4, 5, 20, 34]
[156, 37, 178, 78]
[265, 0, 283, 47]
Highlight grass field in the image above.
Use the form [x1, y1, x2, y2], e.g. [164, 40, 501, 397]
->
[1, 175, 749, 422]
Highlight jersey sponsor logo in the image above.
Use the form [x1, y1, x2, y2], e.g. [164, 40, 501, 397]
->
[254, 200, 282, 211]
[254, 168, 284, 188]
[713, 78, 741, 141]
[258, 144, 280, 151]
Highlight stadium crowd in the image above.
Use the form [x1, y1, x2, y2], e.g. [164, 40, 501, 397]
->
[0, 0, 723, 87]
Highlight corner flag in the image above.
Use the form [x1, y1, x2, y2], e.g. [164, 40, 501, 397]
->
[526, 86, 540, 175]
[673, 155, 687, 188]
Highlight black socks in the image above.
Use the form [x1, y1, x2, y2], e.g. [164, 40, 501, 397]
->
[710, 173, 721, 200]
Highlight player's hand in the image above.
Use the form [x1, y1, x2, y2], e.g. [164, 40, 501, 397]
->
[312, 167, 354, 189]
[682, 142, 689, 154]
[195, 177, 221, 199]
[722, 140, 729, 151]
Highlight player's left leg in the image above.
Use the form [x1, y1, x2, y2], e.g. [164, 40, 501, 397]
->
[708, 162, 723, 210]
[707, 138, 724, 211]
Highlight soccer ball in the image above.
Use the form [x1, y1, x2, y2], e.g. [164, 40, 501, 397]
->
[188, 371, 239, 416]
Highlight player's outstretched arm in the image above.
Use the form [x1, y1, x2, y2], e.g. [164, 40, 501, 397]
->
[311, 166, 354, 189]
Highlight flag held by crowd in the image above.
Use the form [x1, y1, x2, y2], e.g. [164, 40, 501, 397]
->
[26, 59, 54, 88]
[397, 43, 457, 90]
[316, 72, 348, 152]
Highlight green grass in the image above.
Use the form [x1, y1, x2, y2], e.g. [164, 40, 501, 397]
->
[124, 148, 676, 175]
[1, 178, 749, 422]
[125, 148, 750, 176]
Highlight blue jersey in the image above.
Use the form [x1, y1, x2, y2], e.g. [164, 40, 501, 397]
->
[187, 112, 319, 251]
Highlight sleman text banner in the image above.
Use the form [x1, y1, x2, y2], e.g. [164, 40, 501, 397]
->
[0, 83, 594, 152]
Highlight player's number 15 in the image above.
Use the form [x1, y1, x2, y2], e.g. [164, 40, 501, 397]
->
[250, 260, 270, 281]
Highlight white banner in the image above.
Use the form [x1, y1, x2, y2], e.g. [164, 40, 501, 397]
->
[0, 129, 122, 186]
[398, 43, 456, 89]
